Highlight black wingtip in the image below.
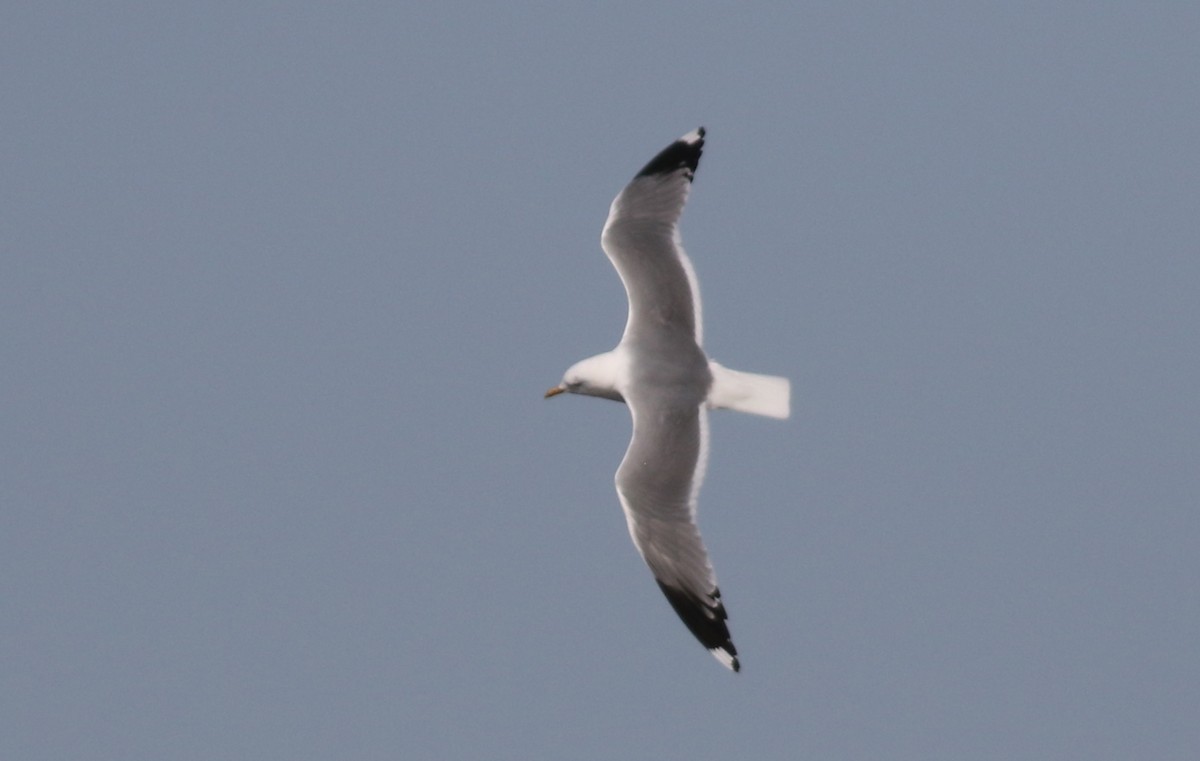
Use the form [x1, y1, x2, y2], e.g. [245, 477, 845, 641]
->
[634, 127, 706, 181]
[656, 580, 739, 671]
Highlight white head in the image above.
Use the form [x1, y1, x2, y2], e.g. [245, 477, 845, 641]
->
[544, 351, 625, 403]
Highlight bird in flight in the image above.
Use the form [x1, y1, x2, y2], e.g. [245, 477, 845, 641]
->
[546, 128, 790, 671]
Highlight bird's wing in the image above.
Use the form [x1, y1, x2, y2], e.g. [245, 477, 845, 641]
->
[600, 128, 706, 346]
[616, 399, 738, 671]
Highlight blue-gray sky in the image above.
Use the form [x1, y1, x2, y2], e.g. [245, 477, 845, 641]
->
[3, 3, 1198, 759]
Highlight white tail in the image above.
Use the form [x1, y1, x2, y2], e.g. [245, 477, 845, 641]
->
[707, 361, 791, 419]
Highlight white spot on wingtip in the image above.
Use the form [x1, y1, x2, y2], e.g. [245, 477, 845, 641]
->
[680, 127, 705, 144]
[711, 647, 739, 672]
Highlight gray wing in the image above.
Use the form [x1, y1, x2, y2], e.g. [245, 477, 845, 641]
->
[601, 128, 706, 346]
[616, 398, 739, 671]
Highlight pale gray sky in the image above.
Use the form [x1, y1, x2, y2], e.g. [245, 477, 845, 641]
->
[3, 3, 1198, 759]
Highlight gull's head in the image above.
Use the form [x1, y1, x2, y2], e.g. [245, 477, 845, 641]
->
[545, 351, 625, 403]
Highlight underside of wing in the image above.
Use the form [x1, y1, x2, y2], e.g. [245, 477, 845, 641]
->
[601, 129, 706, 346]
[615, 402, 739, 671]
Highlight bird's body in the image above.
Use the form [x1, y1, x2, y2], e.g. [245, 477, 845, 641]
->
[546, 128, 789, 671]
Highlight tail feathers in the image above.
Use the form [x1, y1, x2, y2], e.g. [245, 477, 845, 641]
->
[707, 361, 791, 419]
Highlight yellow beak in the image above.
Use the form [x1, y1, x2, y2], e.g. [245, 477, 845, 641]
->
[544, 385, 566, 399]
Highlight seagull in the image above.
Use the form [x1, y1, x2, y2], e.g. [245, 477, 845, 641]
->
[545, 128, 790, 672]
